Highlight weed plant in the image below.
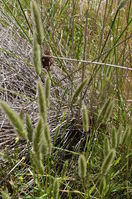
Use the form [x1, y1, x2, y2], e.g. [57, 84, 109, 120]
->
[0, 0, 132, 198]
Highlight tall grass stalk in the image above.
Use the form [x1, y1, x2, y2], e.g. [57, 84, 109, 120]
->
[31, 0, 44, 45]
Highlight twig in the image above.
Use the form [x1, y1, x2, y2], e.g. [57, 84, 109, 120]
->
[44, 54, 132, 71]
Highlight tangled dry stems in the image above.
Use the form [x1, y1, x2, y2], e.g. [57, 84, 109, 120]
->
[0, 22, 91, 162]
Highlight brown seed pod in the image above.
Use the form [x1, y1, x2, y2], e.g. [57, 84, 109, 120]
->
[41, 50, 52, 71]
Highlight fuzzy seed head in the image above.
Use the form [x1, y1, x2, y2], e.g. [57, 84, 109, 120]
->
[33, 36, 42, 75]
[45, 75, 51, 107]
[72, 78, 88, 105]
[32, 151, 44, 175]
[33, 119, 43, 153]
[99, 177, 106, 195]
[117, 125, 123, 146]
[38, 81, 47, 123]
[31, 0, 44, 45]
[103, 137, 110, 156]
[78, 154, 87, 179]
[82, 103, 89, 132]
[26, 114, 33, 142]
[44, 124, 52, 154]
[112, 127, 117, 148]
[0, 101, 27, 139]
[101, 149, 116, 176]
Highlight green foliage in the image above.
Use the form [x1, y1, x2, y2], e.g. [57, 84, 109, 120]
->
[53, 178, 60, 199]
[0, 0, 132, 198]
[1, 189, 11, 199]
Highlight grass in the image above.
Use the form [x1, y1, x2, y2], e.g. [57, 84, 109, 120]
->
[0, 0, 132, 198]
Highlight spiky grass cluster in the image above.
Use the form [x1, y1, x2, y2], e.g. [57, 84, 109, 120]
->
[32, 79, 52, 172]
[0, 76, 51, 175]
[0, 0, 132, 198]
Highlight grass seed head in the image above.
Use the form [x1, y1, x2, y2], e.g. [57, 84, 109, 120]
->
[72, 78, 88, 105]
[82, 103, 89, 132]
[45, 75, 51, 108]
[103, 136, 110, 156]
[31, 0, 44, 45]
[0, 101, 27, 139]
[101, 149, 116, 176]
[26, 114, 33, 142]
[99, 177, 106, 195]
[112, 127, 117, 148]
[33, 119, 43, 153]
[32, 151, 44, 175]
[33, 36, 42, 75]
[43, 124, 52, 154]
[78, 154, 87, 179]
[38, 81, 47, 123]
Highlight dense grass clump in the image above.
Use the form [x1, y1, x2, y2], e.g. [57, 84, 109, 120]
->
[0, 0, 132, 198]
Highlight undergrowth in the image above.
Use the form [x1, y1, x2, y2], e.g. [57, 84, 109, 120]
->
[0, 0, 132, 198]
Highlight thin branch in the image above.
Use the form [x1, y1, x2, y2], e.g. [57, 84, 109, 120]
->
[43, 54, 132, 71]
